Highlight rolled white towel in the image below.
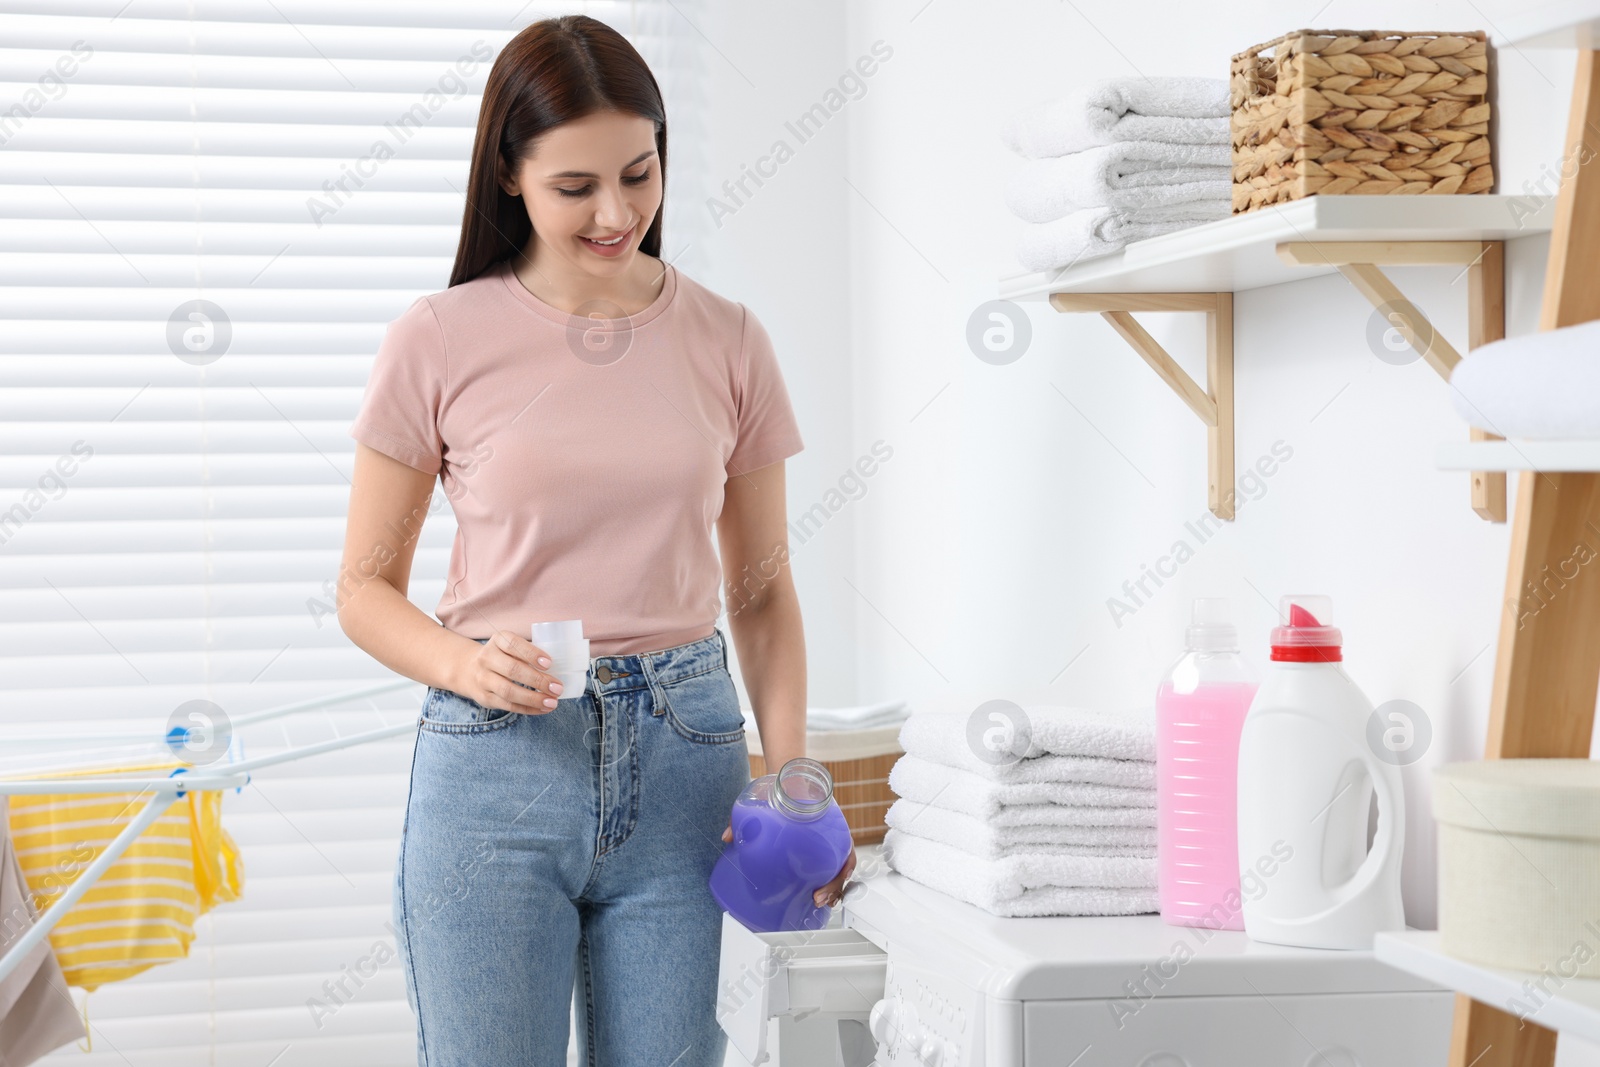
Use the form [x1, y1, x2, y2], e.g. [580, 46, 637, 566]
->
[888, 753, 1153, 816]
[1001, 76, 1231, 159]
[1449, 319, 1600, 439]
[886, 798, 1157, 858]
[1015, 202, 1228, 272]
[1005, 141, 1232, 222]
[883, 829, 1160, 917]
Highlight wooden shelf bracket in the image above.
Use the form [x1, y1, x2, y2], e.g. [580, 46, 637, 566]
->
[1276, 239, 1508, 522]
[1048, 292, 1236, 520]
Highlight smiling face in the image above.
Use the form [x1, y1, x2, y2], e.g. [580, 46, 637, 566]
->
[498, 108, 662, 281]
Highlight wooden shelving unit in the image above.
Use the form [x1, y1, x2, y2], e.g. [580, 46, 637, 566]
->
[1000, 195, 1553, 522]
[1372, 13, 1600, 1067]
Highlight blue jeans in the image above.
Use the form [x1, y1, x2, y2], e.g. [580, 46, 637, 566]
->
[393, 628, 751, 1066]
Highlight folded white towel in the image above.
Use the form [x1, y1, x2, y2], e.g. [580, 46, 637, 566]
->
[1005, 141, 1232, 222]
[886, 828, 1154, 889]
[1015, 202, 1228, 271]
[886, 798, 1157, 858]
[1449, 319, 1600, 440]
[805, 699, 910, 731]
[894, 744, 1153, 789]
[1001, 77, 1231, 159]
[890, 791, 1155, 831]
[889, 753, 1153, 816]
[884, 829, 1160, 917]
[901, 704, 1156, 764]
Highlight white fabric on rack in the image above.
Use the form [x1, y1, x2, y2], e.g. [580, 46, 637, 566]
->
[886, 798, 1156, 858]
[900, 705, 1157, 766]
[1448, 319, 1600, 439]
[1005, 141, 1232, 222]
[888, 753, 1153, 815]
[884, 829, 1159, 917]
[1000, 76, 1231, 159]
[1015, 202, 1229, 271]
[1, 796, 88, 1064]
[804, 699, 910, 732]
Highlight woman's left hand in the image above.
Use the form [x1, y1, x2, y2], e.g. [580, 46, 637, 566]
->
[722, 822, 858, 908]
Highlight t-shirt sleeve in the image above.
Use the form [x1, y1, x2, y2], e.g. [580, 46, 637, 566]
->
[725, 305, 805, 477]
[349, 296, 446, 475]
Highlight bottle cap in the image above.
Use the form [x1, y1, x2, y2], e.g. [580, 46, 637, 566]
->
[1186, 597, 1239, 652]
[1269, 595, 1342, 662]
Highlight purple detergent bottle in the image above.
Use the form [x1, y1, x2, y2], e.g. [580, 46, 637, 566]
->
[709, 757, 854, 933]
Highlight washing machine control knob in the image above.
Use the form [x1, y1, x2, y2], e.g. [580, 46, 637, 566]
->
[917, 1035, 946, 1067]
[868, 999, 898, 1046]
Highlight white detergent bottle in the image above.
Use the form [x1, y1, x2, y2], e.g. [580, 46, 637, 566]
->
[1236, 595, 1405, 950]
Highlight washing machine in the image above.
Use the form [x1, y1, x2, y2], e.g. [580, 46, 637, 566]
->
[716, 844, 1452, 1066]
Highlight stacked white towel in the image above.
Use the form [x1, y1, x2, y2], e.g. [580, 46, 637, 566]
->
[1002, 76, 1233, 271]
[883, 706, 1159, 918]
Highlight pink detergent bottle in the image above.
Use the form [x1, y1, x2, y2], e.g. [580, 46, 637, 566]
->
[709, 757, 853, 933]
[1156, 598, 1259, 930]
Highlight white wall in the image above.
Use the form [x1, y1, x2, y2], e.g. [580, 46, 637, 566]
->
[836, 0, 1589, 927]
[694, 0, 858, 706]
[695, 2, 1599, 1061]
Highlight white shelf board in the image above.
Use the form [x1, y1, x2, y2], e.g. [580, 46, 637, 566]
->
[1437, 438, 1600, 471]
[1375, 930, 1600, 1043]
[998, 195, 1553, 301]
[1492, 0, 1600, 47]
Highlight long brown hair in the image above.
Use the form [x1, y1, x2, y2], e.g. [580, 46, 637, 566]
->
[449, 15, 667, 288]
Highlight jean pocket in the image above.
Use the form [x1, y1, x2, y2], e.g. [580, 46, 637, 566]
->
[659, 668, 747, 745]
[418, 686, 516, 735]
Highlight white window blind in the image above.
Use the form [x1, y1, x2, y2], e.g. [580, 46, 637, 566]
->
[0, 2, 708, 1062]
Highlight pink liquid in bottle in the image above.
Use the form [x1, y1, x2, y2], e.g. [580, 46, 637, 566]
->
[1156, 599, 1258, 930]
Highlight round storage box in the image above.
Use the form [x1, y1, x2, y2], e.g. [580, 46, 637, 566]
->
[1432, 759, 1600, 975]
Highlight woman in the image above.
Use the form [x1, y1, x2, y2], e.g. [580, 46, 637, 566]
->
[336, 15, 854, 1067]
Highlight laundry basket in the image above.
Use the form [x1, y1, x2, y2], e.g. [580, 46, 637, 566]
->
[1230, 29, 1493, 213]
[747, 725, 902, 846]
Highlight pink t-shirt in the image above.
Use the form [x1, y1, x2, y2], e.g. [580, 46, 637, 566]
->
[348, 259, 805, 656]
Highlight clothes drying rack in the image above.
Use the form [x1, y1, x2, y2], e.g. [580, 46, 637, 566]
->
[0, 677, 423, 986]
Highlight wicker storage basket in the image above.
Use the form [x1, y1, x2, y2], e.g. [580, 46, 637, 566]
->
[1231, 29, 1493, 213]
[748, 728, 901, 846]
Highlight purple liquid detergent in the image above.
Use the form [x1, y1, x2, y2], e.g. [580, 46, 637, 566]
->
[709, 757, 853, 933]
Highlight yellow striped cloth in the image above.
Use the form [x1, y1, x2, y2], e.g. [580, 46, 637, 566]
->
[5, 759, 244, 992]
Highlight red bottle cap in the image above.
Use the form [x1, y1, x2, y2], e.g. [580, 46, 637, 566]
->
[1269, 595, 1342, 662]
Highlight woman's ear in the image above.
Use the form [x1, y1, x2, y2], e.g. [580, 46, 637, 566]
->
[495, 154, 520, 198]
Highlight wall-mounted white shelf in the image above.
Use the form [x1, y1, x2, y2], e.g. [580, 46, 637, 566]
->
[1493, 0, 1600, 47]
[1438, 439, 1600, 472]
[999, 195, 1553, 300]
[1000, 195, 1552, 523]
[1376, 931, 1600, 1045]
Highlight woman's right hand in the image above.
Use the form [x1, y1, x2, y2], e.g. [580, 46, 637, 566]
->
[456, 630, 568, 715]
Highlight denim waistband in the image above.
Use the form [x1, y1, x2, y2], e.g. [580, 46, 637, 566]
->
[473, 628, 726, 697]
